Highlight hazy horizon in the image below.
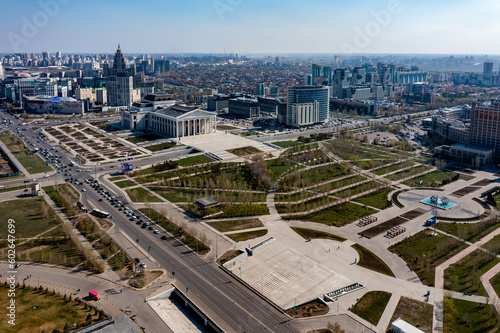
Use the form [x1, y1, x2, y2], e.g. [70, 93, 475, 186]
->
[2, 0, 500, 55]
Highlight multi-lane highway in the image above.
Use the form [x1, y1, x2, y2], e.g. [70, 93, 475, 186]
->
[1, 109, 298, 333]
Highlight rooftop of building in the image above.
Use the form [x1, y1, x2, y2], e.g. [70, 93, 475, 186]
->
[143, 93, 175, 102]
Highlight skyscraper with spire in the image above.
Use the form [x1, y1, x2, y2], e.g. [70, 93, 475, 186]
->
[107, 44, 134, 107]
[112, 44, 127, 75]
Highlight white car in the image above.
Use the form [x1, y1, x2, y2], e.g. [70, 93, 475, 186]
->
[43, 175, 49, 178]
[0, 185, 5, 189]
[32, 179, 38, 182]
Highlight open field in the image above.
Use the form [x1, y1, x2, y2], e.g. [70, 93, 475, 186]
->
[114, 180, 136, 188]
[0, 197, 64, 239]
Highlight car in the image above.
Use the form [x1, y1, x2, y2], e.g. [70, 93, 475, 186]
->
[141, 224, 147, 228]
[134, 258, 140, 263]
[136, 220, 142, 224]
[139, 263, 146, 268]
[97, 198, 103, 202]
[32, 179, 38, 182]
[43, 175, 49, 178]
[148, 226, 154, 230]
[0, 185, 5, 188]
[160, 235, 167, 240]
[118, 207, 123, 210]
[110, 166, 114, 168]
[76, 169, 81, 172]
[153, 229, 159, 234]
[82, 189, 86, 192]
[131, 216, 137, 220]
[139, 218, 144, 223]
[24, 188, 29, 192]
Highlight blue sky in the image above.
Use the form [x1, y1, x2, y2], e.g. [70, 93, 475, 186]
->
[2, 0, 500, 54]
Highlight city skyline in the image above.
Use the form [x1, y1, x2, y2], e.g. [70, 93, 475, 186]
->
[3, 0, 500, 55]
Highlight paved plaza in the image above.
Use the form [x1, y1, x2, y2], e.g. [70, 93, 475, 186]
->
[175, 130, 277, 160]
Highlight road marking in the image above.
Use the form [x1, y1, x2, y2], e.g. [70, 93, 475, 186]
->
[135, 223, 285, 332]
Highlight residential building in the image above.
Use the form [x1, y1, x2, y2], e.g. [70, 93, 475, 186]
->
[469, 101, 500, 152]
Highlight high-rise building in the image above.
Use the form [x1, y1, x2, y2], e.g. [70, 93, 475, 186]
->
[469, 101, 500, 152]
[286, 85, 329, 127]
[42, 51, 49, 60]
[484, 62, 494, 76]
[112, 44, 127, 74]
[0, 62, 4, 80]
[107, 72, 134, 107]
[312, 64, 322, 79]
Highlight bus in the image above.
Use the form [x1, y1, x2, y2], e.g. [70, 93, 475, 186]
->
[92, 209, 110, 218]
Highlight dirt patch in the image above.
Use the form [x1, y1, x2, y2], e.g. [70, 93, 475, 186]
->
[388, 296, 433, 333]
[219, 250, 243, 265]
[286, 299, 329, 318]
[361, 216, 408, 239]
[400, 208, 426, 220]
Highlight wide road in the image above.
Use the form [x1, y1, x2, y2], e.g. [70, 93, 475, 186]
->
[1, 109, 298, 332]
[81, 176, 296, 333]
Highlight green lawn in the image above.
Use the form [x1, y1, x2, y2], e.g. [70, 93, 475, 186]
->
[0, 197, 64, 239]
[294, 202, 376, 227]
[444, 249, 500, 296]
[350, 291, 392, 326]
[436, 219, 500, 243]
[372, 161, 414, 176]
[227, 229, 268, 242]
[126, 187, 163, 202]
[108, 176, 126, 181]
[114, 180, 136, 188]
[177, 155, 213, 167]
[352, 244, 395, 277]
[126, 133, 163, 144]
[403, 170, 474, 187]
[291, 227, 346, 242]
[272, 140, 303, 148]
[390, 230, 469, 286]
[145, 141, 176, 152]
[0, 284, 104, 333]
[443, 298, 499, 333]
[0, 133, 52, 174]
[152, 187, 267, 203]
[17, 155, 53, 174]
[353, 187, 392, 210]
[385, 165, 432, 182]
[217, 204, 270, 218]
[0, 184, 28, 193]
[207, 218, 263, 232]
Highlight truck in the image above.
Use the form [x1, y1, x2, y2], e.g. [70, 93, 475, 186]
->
[88, 290, 100, 301]
[425, 217, 436, 227]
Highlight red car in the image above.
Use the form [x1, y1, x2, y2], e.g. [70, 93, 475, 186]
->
[99, 198, 103, 201]
[24, 189, 29, 192]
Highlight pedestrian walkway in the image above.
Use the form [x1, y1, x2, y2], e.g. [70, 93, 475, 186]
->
[377, 293, 400, 331]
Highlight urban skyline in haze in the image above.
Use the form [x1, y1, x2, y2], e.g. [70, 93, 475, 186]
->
[2, 0, 500, 54]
